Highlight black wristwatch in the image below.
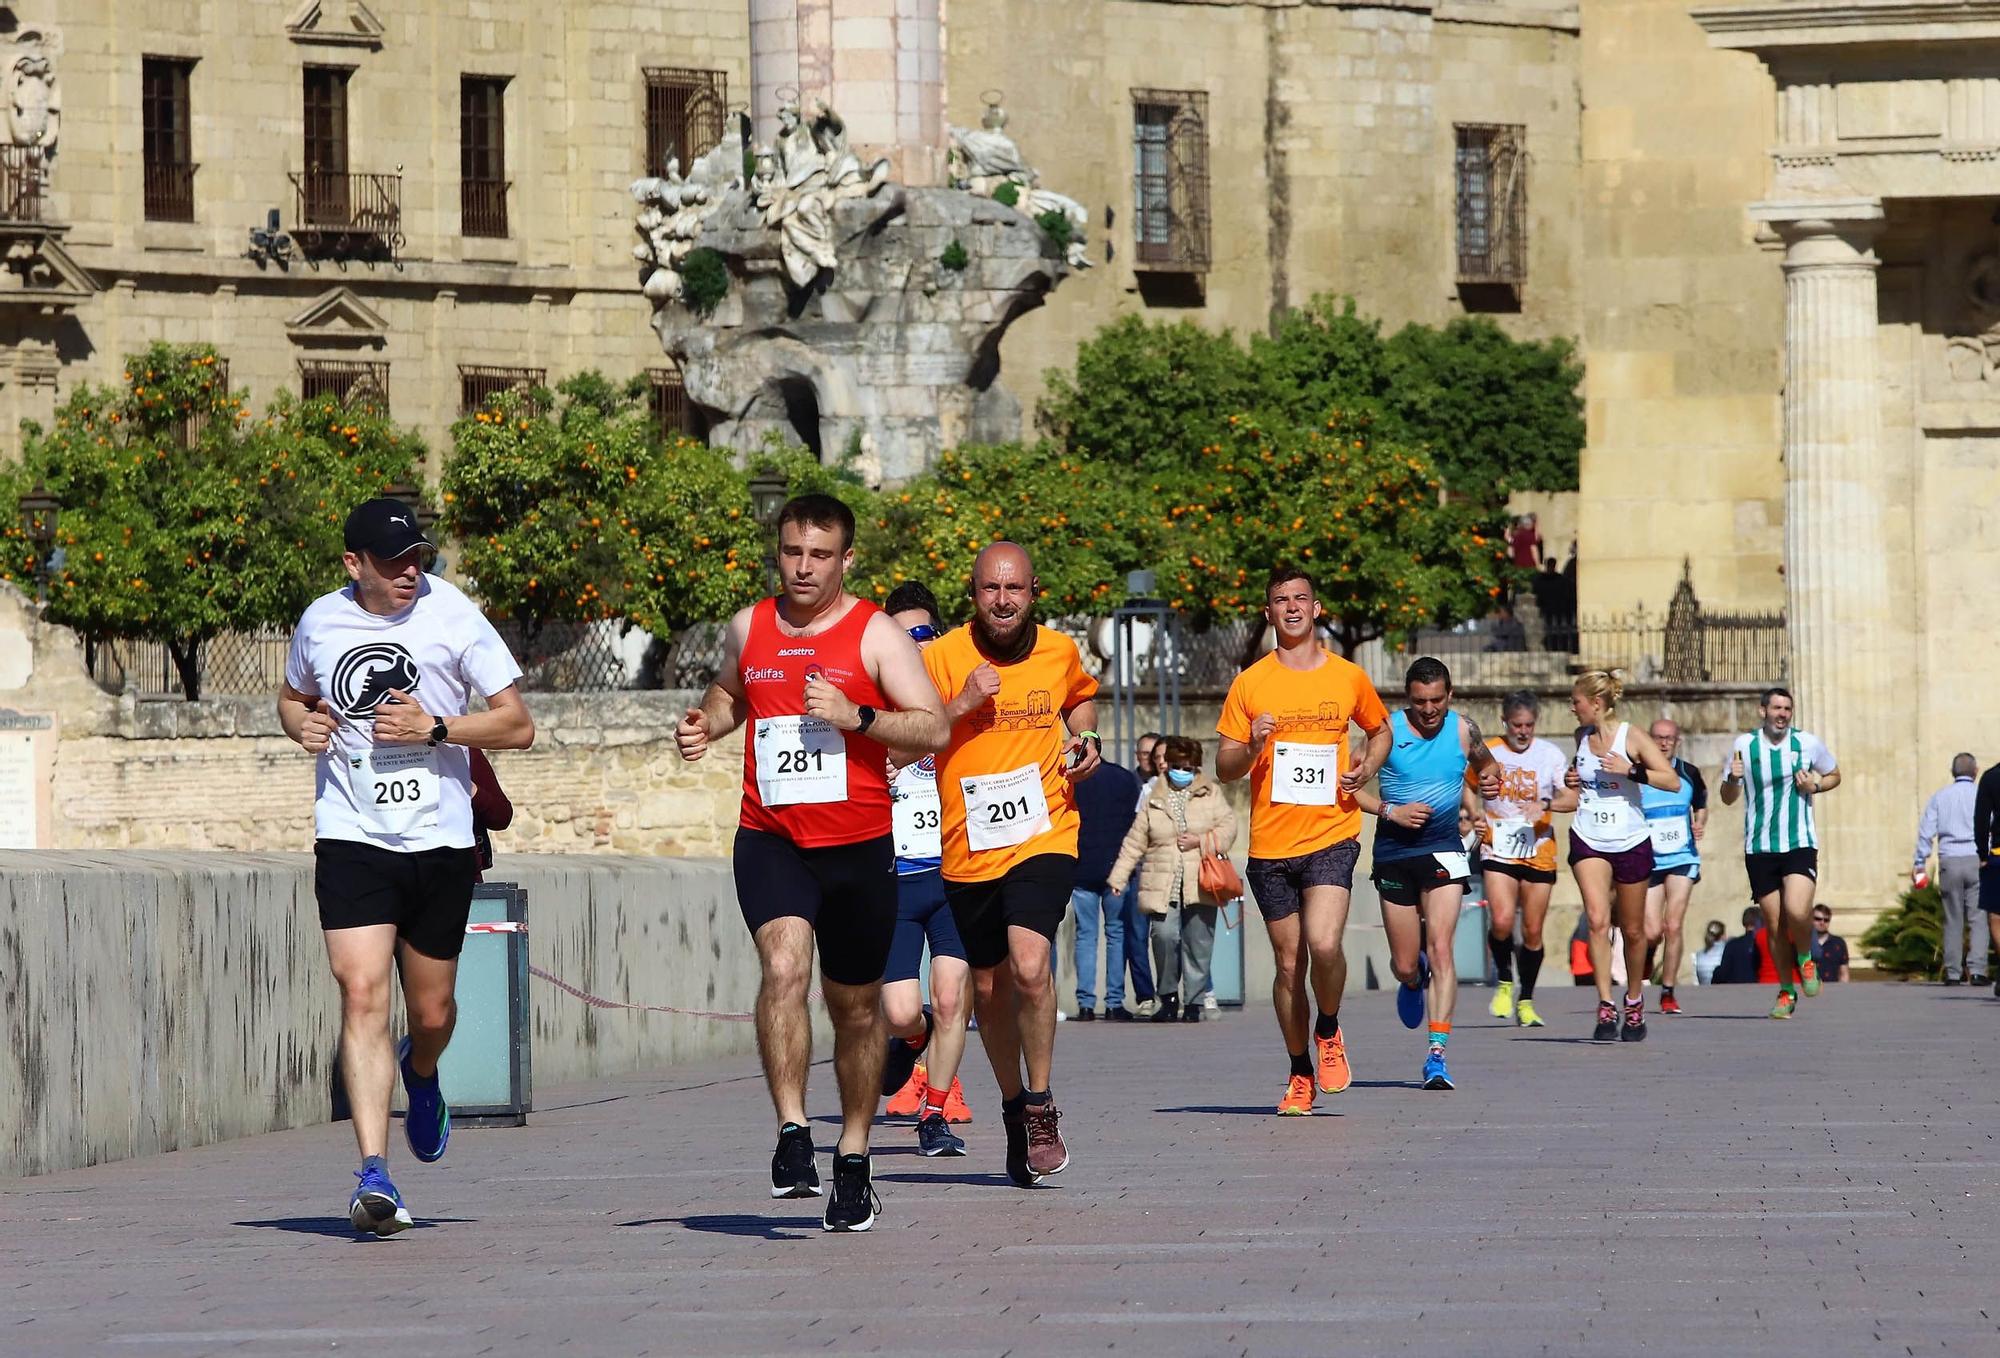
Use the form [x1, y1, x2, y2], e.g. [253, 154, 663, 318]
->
[428, 717, 450, 747]
[854, 705, 877, 735]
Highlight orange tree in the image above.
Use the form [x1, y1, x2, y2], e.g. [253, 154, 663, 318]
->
[8, 343, 422, 697]
[1163, 413, 1516, 655]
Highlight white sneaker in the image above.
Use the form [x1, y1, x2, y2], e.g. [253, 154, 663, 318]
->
[1134, 998, 1159, 1018]
[1203, 994, 1219, 1011]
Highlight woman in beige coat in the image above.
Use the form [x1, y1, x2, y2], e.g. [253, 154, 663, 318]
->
[1108, 735, 1239, 1023]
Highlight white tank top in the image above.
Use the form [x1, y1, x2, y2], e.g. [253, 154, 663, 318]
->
[1573, 722, 1649, 852]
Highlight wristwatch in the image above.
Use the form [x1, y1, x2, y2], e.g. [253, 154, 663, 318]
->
[854, 705, 877, 734]
[428, 717, 450, 747]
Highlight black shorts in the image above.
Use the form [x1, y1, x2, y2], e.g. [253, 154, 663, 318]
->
[1982, 861, 2000, 914]
[314, 838, 479, 961]
[1372, 852, 1472, 908]
[885, 868, 967, 983]
[1746, 847, 1817, 901]
[1246, 838, 1361, 923]
[943, 854, 1073, 971]
[733, 828, 897, 987]
[1483, 860, 1558, 886]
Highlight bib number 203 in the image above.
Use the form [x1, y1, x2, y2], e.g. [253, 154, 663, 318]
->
[375, 776, 426, 806]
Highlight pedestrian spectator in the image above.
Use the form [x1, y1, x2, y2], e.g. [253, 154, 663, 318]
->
[1484, 600, 1528, 654]
[1915, 753, 1983, 984]
[1553, 544, 1579, 653]
[469, 748, 513, 882]
[1531, 556, 1568, 651]
[1071, 750, 1142, 1020]
[1810, 905, 1851, 983]
[1508, 514, 1543, 571]
[1693, 919, 1729, 984]
[1713, 906, 1772, 984]
[1108, 735, 1237, 1024]
[1123, 732, 1165, 1015]
[1976, 755, 2000, 998]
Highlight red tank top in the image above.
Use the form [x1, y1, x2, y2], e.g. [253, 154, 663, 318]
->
[738, 595, 891, 847]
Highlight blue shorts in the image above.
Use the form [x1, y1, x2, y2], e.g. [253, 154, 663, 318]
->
[1649, 861, 1701, 888]
[885, 868, 967, 983]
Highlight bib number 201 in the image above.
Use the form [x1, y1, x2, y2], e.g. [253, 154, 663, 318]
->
[962, 764, 1052, 853]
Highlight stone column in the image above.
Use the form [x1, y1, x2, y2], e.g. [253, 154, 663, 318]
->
[748, 0, 945, 186]
[1754, 199, 1902, 904]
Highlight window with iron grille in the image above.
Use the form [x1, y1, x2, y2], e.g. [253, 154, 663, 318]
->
[1131, 89, 1210, 273]
[647, 366, 696, 438]
[460, 364, 547, 415]
[302, 66, 352, 224]
[142, 57, 198, 223]
[1454, 123, 1527, 287]
[461, 75, 510, 238]
[299, 358, 390, 413]
[644, 67, 727, 178]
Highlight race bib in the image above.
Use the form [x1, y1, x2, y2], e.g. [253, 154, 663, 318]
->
[1583, 802, 1624, 831]
[1434, 852, 1470, 880]
[1491, 818, 1536, 861]
[348, 744, 441, 837]
[1649, 817, 1691, 855]
[962, 763, 1052, 853]
[754, 714, 848, 806]
[892, 775, 942, 860]
[1272, 741, 1339, 805]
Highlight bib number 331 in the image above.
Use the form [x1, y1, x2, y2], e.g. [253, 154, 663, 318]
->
[962, 764, 1052, 853]
[755, 714, 848, 806]
[1272, 741, 1340, 806]
[348, 745, 441, 836]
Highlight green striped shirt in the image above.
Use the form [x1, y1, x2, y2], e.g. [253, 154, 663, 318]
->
[1730, 729, 1836, 854]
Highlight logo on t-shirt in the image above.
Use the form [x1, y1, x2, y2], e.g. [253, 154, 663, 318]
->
[332, 642, 421, 718]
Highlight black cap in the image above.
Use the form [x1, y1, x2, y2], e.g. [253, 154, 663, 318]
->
[343, 497, 433, 559]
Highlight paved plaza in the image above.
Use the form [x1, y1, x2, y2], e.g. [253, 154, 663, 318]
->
[7, 983, 1997, 1357]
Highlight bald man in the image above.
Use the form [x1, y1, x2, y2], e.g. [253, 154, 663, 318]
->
[1641, 717, 1707, 1013]
[1917, 753, 1983, 984]
[921, 542, 1101, 1187]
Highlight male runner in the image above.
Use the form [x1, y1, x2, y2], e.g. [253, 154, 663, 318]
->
[1642, 718, 1708, 1013]
[878, 581, 974, 1156]
[1474, 690, 1575, 1028]
[1718, 687, 1840, 1020]
[675, 493, 949, 1231]
[1357, 659, 1500, 1090]
[280, 497, 534, 1235]
[1217, 567, 1390, 1117]
[923, 542, 1100, 1187]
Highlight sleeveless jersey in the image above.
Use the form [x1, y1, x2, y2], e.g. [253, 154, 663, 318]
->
[1641, 763, 1700, 869]
[1573, 722, 1648, 852]
[1375, 710, 1468, 862]
[738, 596, 890, 848]
[890, 756, 943, 875]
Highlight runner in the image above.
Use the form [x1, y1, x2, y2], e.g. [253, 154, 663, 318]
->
[878, 581, 974, 1157]
[1641, 718, 1708, 1014]
[1718, 687, 1841, 1020]
[675, 493, 949, 1232]
[278, 496, 535, 1235]
[1356, 659, 1501, 1090]
[1217, 567, 1391, 1117]
[922, 542, 1101, 1187]
[1563, 670, 1681, 1043]
[1474, 690, 1575, 1029]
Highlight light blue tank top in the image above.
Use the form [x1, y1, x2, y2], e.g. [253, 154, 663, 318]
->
[1641, 766, 1699, 869]
[1376, 710, 1466, 862]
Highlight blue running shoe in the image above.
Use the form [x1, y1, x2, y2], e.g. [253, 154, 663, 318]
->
[399, 1036, 451, 1164]
[348, 1165, 413, 1236]
[1422, 1048, 1454, 1091]
[1397, 952, 1430, 1030]
[916, 1112, 967, 1158]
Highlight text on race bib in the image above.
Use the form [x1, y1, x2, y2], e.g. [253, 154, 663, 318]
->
[1490, 818, 1536, 861]
[1434, 852, 1470, 880]
[1649, 818, 1691, 854]
[961, 763, 1052, 853]
[892, 779, 943, 860]
[754, 714, 848, 806]
[1272, 741, 1341, 806]
[348, 744, 441, 837]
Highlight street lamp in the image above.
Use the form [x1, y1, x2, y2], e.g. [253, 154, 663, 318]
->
[748, 469, 788, 594]
[16, 480, 58, 600]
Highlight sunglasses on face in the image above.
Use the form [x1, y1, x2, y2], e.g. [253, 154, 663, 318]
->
[1812, 915, 1831, 924]
[907, 624, 940, 642]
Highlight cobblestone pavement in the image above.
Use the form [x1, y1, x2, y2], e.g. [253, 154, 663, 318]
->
[7, 983, 1998, 1357]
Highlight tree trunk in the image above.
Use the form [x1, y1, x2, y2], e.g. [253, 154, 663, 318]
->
[166, 634, 207, 701]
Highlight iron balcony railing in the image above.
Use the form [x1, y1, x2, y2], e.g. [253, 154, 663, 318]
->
[461, 177, 509, 238]
[0, 146, 44, 223]
[288, 169, 404, 263]
[143, 161, 198, 223]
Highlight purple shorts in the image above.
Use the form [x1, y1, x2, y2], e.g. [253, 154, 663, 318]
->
[1567, 831, 1655, 886]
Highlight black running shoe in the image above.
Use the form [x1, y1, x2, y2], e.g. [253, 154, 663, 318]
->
[881, 1011, 933, 1098]
[771, 1122, 821, 1199]
[1592, 1001, 1618, 1043]
[821, 1153, 881, 1232]
[1074, 1007, 1097, 1021]
[916, 1112, 966, 1157]
[1620, 998, 1647, 1043]
[1003, 1104, 1039, 1187]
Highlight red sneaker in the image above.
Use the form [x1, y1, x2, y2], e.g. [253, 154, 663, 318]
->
[884, 1061, 927, 1117]
[1659, 991, 1682, 1015]
[941, 1076, 973, 1124]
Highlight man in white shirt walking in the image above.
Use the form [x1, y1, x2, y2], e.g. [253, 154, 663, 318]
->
[1914, 754, 1983, 984]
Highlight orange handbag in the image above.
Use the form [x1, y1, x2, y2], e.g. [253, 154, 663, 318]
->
[1198, 831, 1244, 904]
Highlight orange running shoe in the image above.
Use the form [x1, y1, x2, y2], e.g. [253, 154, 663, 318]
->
[1314, 1029, 1353, 1094]
[942, 1076, 973, 1124]
[1798, 957, 1822, 998]
[1277, 1074, 1315, 1116]
[884, 1061, 927, 1117]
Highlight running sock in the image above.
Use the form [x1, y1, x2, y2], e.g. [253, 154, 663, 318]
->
[922, 1085, 950, 1119]
[1518, 946, 1545, 998]
[1489, 934, 1514, 983]
[1289, 1050, 1313, 1079]
[362, 1154, 389, 1177]
[1001, 1091, 1026, 1117]
[1427, 1022, 1451, 1049]
[1662, 985, 1676, 999]
[1313, 1011, 1340, 1040]
[1019, 1088, 1051, 1107]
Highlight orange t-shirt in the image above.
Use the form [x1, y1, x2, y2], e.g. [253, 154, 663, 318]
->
[1216, 649, 1388, 860]
[924, 624, 1100, 883]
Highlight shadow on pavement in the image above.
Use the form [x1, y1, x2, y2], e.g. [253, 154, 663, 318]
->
[234, 1217, 472, 1237]
[623, 1213, 816, 1239]
[1154, 1104, 1352, 1115]
[875, 1171, 1017, 1187]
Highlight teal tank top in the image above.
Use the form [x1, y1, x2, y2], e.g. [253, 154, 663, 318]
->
[1376, 710, 1467, 862]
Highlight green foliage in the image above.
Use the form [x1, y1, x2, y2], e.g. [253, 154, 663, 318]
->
[939, 238, 970, 272]
[1038, 295, 1584, 500]
[680, 248, 729, 318]
[1164, 413, 1515, 652]
[619, 440, 767, 638]
[10, 342, 423, 697]
[991, 182, 1020, 208]
[1860, 885, 1952, 979]
[1034, 209, 1073, 249]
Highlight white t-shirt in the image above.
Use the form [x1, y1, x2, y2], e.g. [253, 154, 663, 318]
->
[284, 575, 523, 852]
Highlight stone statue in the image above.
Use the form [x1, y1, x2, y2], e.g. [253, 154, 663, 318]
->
[947, 98, 1089, 269]
[2, 28, 61, 176]
[759, 97, 889, 288]
[631, 127, 745, 305]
